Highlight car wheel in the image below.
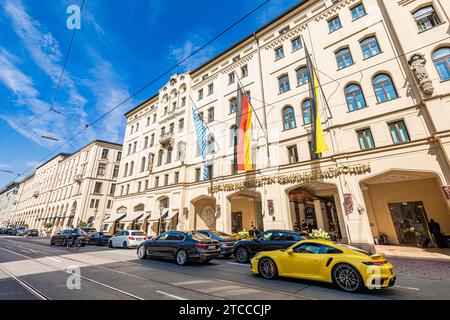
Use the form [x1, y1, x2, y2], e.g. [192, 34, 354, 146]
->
[176, 250, 188, 266]
[50, 239, 55, 246]
[332, 264, 364, 293]
[108, 241, 113, 248]
[137, 245, 147, 259]
[122, 241, 128, 249]
[235, 247, 249, 263]
[62, 240, 67, 247]
[258, 258, 278, 280]
[202, 258, 212, 264]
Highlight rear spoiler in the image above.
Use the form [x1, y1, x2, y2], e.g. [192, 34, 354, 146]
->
[370, 253, 386, 260]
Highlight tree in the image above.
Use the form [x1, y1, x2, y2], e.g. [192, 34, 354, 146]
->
[44, 223, 54, 230]
[78, 221, 88, 228]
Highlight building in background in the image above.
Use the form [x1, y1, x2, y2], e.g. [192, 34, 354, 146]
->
[110, 0, 450, 250]
[8, 140, 122, 233]
[0, 182, 19, 227]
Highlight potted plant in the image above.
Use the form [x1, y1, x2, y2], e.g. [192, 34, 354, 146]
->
[309, 229, 331, 240]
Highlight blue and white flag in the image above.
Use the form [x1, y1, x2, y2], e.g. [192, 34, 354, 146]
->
[191, 103, 208, 180]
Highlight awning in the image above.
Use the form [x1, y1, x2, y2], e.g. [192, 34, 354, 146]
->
[138, 212, 152, 222]
[165, 210, 179, 221]
[103, 213, 126, 224]
[121, 211, 144, 223]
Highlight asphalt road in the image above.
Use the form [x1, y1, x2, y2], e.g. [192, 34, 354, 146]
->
[0, 235, 449, 300]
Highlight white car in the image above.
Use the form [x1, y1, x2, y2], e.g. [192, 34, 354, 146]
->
[108, 230, 147, 249]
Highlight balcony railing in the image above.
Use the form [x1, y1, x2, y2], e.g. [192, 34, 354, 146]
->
[159, 132, 174, 146]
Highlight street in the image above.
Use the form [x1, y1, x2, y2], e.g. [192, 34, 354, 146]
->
[0, 235, 449, 300]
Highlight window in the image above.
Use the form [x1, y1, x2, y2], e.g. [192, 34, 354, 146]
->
[166, 147, 173, 164]
[282, 106, 296, 130]
[287, 145, 299, 164]
[181, 97, 186, 107]
[302, 99, 312, 125]
[275, 46, 285, 60]
[335, 48, 353, 69]
[153, 114, 157, 123]
[432, 48, 450, 81]
[357, 128, 375, 150]
[294, 243, 321, 254]
[146, 117, 150, 126]
[144, 136, 149, 149]
[126, 184, 130, 195]
[150, 134, 155, 146]
[345, 83, 367, 111]
[360, 37, 381, 59]
[129, 161, 134, 176]
[230, 125, 238, 146]
[169, 123, 175, 134]
[230, 98, 238, 114]
[296, 67, 309, 86]
[113, 165, 119, 178]
[109, 184, 116, 196]
[351, 3, 366, 20]
[93, 182, 103, 194]
[133, 141, 137, 153]
[413, 6, 442, 32]
[228, 72, 235, 85]
[372, 74, 398, 103]
[157, 149, 164, 166]
[101, 149, 109, 159]
[195, 168, 201, 182]
[174, 172, 179, 184]
[141, 157, 146, 172]
[164, 174, 169, 186]
[116, 152, 122, 161]
[328, 16, 342, 33]
[291, 37, 302, 52]
[127, 144, 131, 155]
[164, 106, 168, 115]
[207, 134, 215, 154]
[178, 118, 185, 132]
[135, 123, 139, 132]
[241, 65, 248, 78]
[207, 107, 215, 123]
[198, 89, 204, 100]
[97, 163, 106, 176]
[107, 200, 113, 209]
[120, 186, 124, 196]
[207, 165, 213, 180]
[208, 83, 214, 95]
[154, 177, 159, 188]
[145, 180, 149, 190]
[130, 125, 134, 134]
[123, 163, 128, 177]
[389, 121, 410, 144]
[278, 75, 291, 94]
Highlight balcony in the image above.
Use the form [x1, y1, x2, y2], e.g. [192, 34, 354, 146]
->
[159, 132, 174, 147]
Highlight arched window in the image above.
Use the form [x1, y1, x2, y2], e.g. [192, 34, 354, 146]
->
[360, 37, 381, 59]
[372, 73, 398, 103]
[123, 163, 128, 177]
[296, 67, 309, 86]
[230, 125, 238, 146]
[140, 157, 146, 172]
[301, 99, 312, 125]
[345, 83, 367, 111]
[129, 161, 134, 176]
[157, 149, 164, 166]
[278, 75, 291, 93]
[230, 98, 238, 114]
[413, 5, 442, 32]
[282, 106, 296, 130]
[432, 47, 450, 81]
[166, 147, 173, 164]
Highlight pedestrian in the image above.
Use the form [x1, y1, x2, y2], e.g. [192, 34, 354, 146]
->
[301, 220, 308, 232]
[293, 222, 301, 232]
[428, 219, 448, 248]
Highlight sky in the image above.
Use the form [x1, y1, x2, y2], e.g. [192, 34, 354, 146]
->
[0, 0, 301, 187]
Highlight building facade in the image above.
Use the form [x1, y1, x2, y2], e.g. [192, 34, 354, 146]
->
[0, 182, 19, 227]
[109, 0, 448, 249]
[8, 140, 122, 232]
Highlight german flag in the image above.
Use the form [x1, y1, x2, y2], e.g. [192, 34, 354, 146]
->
[304, 40, 329, 154]
[236, 81, 253, 171]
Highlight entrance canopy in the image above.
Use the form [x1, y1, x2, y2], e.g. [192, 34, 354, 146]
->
[103, 213, 126, 224]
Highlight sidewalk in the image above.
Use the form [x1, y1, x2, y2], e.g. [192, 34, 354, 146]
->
[375, 245, 450, 281]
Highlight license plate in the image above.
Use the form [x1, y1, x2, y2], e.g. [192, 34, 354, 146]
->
[208, 245, 216, 249]
[136, 237, 143, 241]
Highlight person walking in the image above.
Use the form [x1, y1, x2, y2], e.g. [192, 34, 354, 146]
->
[428, 219, 448, 248]
[293, 222, 301, 233]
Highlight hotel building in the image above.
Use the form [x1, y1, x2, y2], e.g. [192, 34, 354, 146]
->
[108, 0, 449, 249]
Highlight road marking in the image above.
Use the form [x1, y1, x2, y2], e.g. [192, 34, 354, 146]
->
[226, 262, 250, 267]
[172, 280, 214, 286]
[394, 285, 420, 291]
[46, 257, 61, 263]
[0, 264, 50, 300]
[156, 290, 187, 300]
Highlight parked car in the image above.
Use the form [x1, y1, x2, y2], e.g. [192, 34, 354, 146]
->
[81, 227, 97, 236]
[137, 231, 221, 266]
[108, 230, 147, 249]
[195, 230, 238, 258]
[251, 240, 396, 293]
[23, 229, 39, 237]
[4, 228, 14, 235]
[10, 227, 27, 236]
[88, 232, 113, 246]
[50, 228, 90, 247]
[233, 230, 306, 263]
[0, 228, 5, 234]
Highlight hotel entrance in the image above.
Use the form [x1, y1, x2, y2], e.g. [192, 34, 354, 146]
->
[228, 191, 263, 234]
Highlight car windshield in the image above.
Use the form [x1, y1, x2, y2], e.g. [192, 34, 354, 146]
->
[188, 232, 211, 241]
[131, 231, 145, 236]
[334, 243, 370, 256]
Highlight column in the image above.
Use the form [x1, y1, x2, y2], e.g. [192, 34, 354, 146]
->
[314, 200, 325, 230]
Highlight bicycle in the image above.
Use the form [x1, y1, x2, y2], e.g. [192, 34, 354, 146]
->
[68, 237, 83, 251]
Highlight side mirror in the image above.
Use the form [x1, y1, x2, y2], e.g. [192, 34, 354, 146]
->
[287, 249, 294, 255]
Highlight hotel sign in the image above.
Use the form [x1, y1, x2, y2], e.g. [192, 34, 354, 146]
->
[208, 164, 371, 194]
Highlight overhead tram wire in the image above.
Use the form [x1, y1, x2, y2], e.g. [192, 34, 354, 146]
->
[11, 0, 272, 180]
[0, 0, 86, 142]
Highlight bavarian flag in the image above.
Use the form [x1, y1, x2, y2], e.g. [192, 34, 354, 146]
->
[304, 40, 329, 154]
[236, 80, 253, 171]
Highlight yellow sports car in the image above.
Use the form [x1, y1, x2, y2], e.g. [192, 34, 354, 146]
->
[251, 239, 396, 293]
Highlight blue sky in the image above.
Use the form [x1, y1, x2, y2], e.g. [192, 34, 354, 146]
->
[0, 0, 300, 186]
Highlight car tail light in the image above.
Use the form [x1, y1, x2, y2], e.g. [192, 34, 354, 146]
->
[144, 237, 148, 240]
[196, 243, 208, 249]
[363, 261, 387, 266]
[129, 237, 136, 241]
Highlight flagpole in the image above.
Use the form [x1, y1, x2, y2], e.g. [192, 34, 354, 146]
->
[188, 96, 221, 152]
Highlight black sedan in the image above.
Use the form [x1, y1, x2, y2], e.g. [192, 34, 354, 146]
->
[195, 230, 238, 258]
[23, 229, 39, 237]
[233, 230, 306, 263]
[137, 231, 220, 266]
[88, 232, 113, 246]
[50, 228, 90, 247]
